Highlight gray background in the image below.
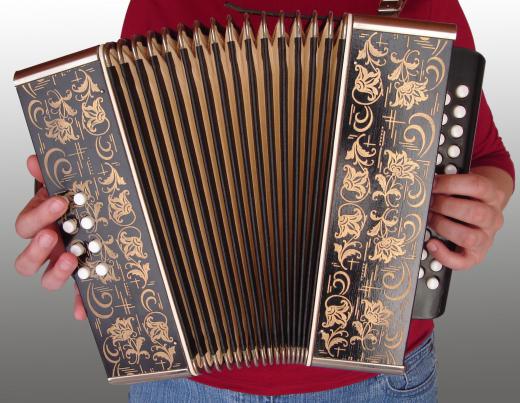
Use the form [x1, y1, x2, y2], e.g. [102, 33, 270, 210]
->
[0, 1, 518, 402]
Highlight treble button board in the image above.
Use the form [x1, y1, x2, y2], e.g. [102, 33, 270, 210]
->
[413, 47, 486, 319]
[58, 191, 111, 281]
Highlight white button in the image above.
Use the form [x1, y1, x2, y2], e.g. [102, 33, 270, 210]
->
[430, 259, 443, 272]
[456, 85, 469, 98]
[447, 145, 461, 158]
[419, 267, 425, 279]
[62, 219, 78, 234]
[421, 249, 428, 261]
[439, 133, 445, 146]
[88, 240, 102, 254]
[80, 216, 95, 230]
[445, 93, 451, 105]
[427, 277, 440, 290]
[95, 263, 109, 277]
[436, 153, 443, 165]
[450, 125, 463, 138]
[73, 192, 87, 206]
[442, 113, 448, 125]
[444, 164, 458, 175]
[453, 105, 466, 119]
[77, 267, 90, 280]
[424, 230, 431, 242]
[70, 242, 86, 257]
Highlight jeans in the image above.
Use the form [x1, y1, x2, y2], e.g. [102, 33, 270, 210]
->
[129, 333, 437, 402]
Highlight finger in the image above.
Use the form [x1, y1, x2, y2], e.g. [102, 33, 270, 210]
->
[40, 252, 78, 291]
[73, 285, 87, 321]
[27, 155, 44, 183]
[430, 194, 498, 230]
[15, 195, 68, 239]
[433, 174, 496, 204]
[426, 238, 481, 271]
[428, 212, 489, 250]
[14, 229, 59, 276]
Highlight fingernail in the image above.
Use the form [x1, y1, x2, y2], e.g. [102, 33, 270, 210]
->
[39, 232, 55, 248]
[427, 242, 438, 253]
[50, 197, 68, 214]
[58, 256, 75, 272]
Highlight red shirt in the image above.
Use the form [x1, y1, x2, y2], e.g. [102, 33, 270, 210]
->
[122, 0, 515, 396]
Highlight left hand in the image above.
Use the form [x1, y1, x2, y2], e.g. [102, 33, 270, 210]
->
[426, 169, 509, 271]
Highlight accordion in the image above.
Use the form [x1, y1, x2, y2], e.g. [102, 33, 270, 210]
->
[14, 13, 484, 383]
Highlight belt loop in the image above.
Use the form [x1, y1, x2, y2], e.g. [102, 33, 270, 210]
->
[378, 0, 407, 16]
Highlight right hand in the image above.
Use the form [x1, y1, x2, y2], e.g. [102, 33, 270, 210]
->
[15, 155, 87, 320]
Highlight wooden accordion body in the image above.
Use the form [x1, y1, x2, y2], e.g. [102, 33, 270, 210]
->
[14, 14, 456, 383]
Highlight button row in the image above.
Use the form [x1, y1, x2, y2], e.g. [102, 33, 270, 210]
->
[445, 85, 469, 106]
[77, 263, 109, 280]
[62, 216, 95, 234]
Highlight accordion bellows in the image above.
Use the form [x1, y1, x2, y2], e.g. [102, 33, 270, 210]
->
[15, 13, 455, 383]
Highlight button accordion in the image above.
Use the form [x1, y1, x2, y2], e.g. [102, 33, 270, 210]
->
[14, 13, 485, 383]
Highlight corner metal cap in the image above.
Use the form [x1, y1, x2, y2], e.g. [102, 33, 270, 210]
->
[13, 46, 100, 86]
[354, 15, 457, 40]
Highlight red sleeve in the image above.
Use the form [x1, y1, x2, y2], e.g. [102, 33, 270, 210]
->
[430, 0, 515, 182]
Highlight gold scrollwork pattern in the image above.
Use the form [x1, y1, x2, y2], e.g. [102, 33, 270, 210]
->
[317, 29, 450, 366]
[19, 62, 182, 377]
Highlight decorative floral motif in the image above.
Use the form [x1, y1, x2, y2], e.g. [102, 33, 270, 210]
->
[336, 204, 366, 239]
[353, 33, 388, 105]
[363, 299, 393, 327]
[371, 236, 406, 263]
[109, 190, 136, 226]
[99, 163, 127, 195]
[354, 65, 383, 104]
[388, 50, 429, 110]
[43, 89, 79, 144]
[323, 295, 353, 329]
[82, 97, 109, 135]
[118, 227, 148, 260]
[341, 165, 370, 201]
[45, 118, 78, 144]
[107, 317, 136, 343]
[386, 151, 419, 181]
[144, 313, 175, 344]
[127, 262, 151, 288]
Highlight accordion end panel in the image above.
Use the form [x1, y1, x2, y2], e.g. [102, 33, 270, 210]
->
[14, 46, 195, 384]
[308, 17, 455, 373]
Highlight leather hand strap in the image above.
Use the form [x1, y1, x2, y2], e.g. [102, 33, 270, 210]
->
[378, 0, 407, 16]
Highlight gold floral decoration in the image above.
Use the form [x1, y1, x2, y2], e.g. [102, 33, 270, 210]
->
[385, 150, 419, 182]
[118, 227, 148, 260]
[107, 317, 136, 343]
[341, 165, 370, 201]
[363, 299, 393, 327]
[82, 97, 109, 135]
[354, 65, 383, 104]
[388, 50, 429, 110]
[371, 235, 406, 263]
[109, 189, 136, 225]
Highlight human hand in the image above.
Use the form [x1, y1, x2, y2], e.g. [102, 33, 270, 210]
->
[15, 155, 87, 320]
[426, 168, 510, 270]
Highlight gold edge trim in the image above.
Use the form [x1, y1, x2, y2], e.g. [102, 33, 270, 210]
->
[306, 13, 354, 366]
[97, 45, 196, 377]
[108, 368, 191, 385]
[13, 52, 100, 86]
[353, 16, 456, 40]
[311, 357, 405, 374]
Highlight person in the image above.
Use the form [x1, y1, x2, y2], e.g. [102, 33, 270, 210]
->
[14, 0, 514, 401]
